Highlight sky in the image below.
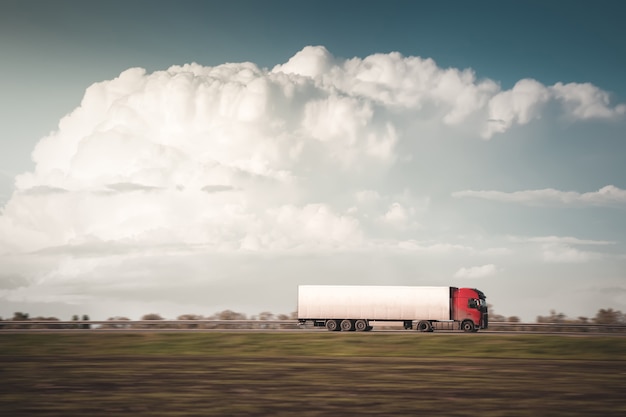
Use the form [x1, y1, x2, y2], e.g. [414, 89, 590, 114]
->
[1, 0, 625, 322]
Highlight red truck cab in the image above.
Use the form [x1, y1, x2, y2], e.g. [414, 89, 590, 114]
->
[452, 287, 488, 331]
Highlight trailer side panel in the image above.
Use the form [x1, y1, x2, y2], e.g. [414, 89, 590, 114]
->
[297, 285, 451, 321]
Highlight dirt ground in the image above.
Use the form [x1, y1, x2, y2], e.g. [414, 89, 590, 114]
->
[1, 355, 625, 416]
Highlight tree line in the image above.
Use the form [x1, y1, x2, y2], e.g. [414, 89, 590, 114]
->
[0, 310, 298, 329]
[489, 305, 625, 325]
[101, 310, 299, 329]
[1, 307, 624, 329]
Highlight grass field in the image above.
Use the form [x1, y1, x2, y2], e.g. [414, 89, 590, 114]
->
[1, 332, 625, 416]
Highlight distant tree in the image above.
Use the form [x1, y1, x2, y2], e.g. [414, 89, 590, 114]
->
[177, 314, 204, 320]
[536, 310, 568, 324]
[141, 313, 164, 320]
[486, 304, 506, 322]
[593, 308, 624, 325]
[11, 312, 29, 328]
[82, 315, 91, 329]
[101, 316, 131, 329]
[258, 311, 282, 328]
[27, 316, 60, 329]
[258, 311, 274, 321]
[214, 310, 247, 320]
[12, 312, 29, 321]
[177, 314, 205, 329]
[209, 310, 247, 328]
[140, 313, 165, 329]
[276, 313, 297, 329]
[507, 316, 520, 323]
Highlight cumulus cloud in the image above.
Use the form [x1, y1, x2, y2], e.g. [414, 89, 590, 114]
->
[0, 46, 624, 316]
[551, 82, 626, 119]
[484, 79, 550, 137]
[274, 46, 624, 140]
[454, 264, 498, 279]
[452, 185, 626, 207]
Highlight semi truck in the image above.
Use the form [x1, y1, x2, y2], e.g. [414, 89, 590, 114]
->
[297, 285, 488, 332]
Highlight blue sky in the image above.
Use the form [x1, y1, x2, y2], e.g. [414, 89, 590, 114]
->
[1, 1, 625, 321]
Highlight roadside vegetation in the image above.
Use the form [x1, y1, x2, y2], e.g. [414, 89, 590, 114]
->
[1, 332, 626, 359]
[1, 333, 625, 416]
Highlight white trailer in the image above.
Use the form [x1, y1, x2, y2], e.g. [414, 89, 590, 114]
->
[297, 285, 488, 332]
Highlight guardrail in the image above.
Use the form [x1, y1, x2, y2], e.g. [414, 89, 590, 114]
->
[1, 320, 625, 333]
[0, 320, 297, 330]
[486, 321, 626, 333]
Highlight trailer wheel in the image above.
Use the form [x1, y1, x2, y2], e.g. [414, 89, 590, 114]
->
[417, 321, 432, 332]
[461, 320, 475, 333]
[340, 319, 354, 331]
[355, 320, 368, 332]
[326, 320, 339, 331]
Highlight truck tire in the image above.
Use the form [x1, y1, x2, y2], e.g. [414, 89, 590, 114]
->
[355, 320, 368, 332]
[326, 320, 339, 331]
[340, 319, 354, 331]
[461, 320, 475, 333]
[417, 320, 432, 332]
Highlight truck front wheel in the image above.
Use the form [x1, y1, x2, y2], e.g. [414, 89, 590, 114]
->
[461, 320, 475, 333]
[326, 320, 339, 331]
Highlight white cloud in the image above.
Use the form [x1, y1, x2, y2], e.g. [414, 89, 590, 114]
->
[273, 47, 624, 141]
[541, 244, 603, 263]
[396, 241, 471, 254]
[506, 235, 610, 264]
[484, 79, 550, 137]
[269, 204, 364, 250]
[381, 202, 409, 225]
[271, 45, 337, 79]
[551, 82, 626, 119]
[509, 235, 615, 246]
[452, 185, 626, 207]
[355, 189, 381, 204]
[454, 264, 498, 279]
[0, 46, 624, 318]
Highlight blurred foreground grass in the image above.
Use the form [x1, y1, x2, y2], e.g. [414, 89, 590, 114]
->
[1, 332, 626, 359]
[1, 333, 625, 416]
